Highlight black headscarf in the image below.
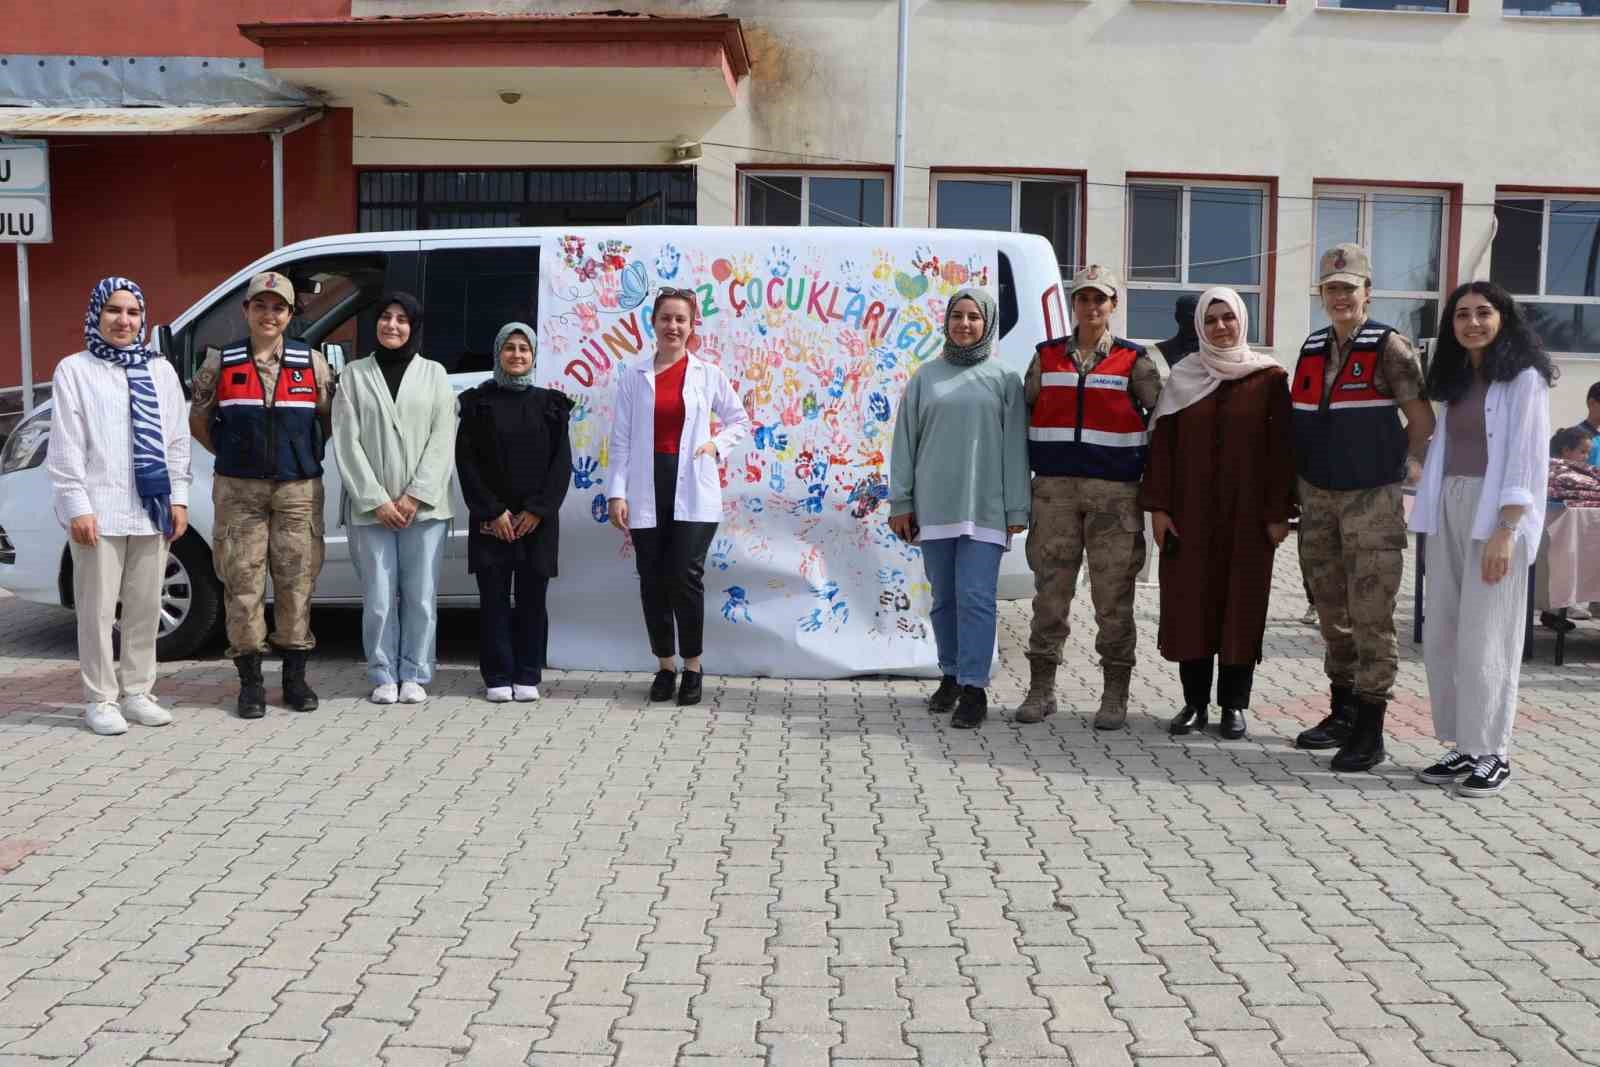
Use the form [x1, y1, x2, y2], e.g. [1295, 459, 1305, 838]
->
[374, 290, 424, 360]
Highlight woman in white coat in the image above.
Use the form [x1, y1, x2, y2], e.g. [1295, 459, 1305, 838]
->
[606, 289, 750, 706]
[1408, 281, 1554, 797]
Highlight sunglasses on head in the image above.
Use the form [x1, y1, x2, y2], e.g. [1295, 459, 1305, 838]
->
[657, 287, 696, 300]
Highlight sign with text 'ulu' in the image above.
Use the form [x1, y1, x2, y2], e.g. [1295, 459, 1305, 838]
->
[0, 141, 51, 244]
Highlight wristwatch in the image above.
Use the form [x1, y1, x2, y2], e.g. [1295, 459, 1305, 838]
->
[1496, 517, 1518, 532]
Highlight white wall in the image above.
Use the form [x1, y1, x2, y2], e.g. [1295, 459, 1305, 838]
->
[353, 0, 1600, 405]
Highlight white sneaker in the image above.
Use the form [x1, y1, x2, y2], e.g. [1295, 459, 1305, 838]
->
[513, 685, 541, 702]
[1568, 605, 1592, 621]
[485, 686, 513, 703]
[399, 682, 428, 704]
[120, 693, 172, 727]
[370, 683, 399, 705]
[85, 702, 128, 736]
[1300, 605, 1319, 626]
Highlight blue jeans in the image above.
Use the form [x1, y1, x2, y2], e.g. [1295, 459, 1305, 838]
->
[349, 518, 448, 686]
[920, 536, 1004, 687]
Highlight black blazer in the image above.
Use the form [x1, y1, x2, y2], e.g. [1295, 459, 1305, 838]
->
[455, 382, 574, 576]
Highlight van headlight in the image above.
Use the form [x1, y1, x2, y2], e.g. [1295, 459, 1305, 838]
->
[0, 409, 50, 474]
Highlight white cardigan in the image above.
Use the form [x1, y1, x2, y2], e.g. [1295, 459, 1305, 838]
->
[605, 354, 751, 528]
[1408, 365, 1550, 554]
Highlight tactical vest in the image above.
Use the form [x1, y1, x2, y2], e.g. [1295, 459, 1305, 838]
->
[211, 339, 324, 481]
[1027, 336, 1150, 482]
[1290, 322, 1409, 491]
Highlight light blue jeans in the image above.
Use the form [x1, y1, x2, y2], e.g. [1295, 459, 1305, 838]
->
[349, 518, 448, 686]
[920, 536, 1004, 687]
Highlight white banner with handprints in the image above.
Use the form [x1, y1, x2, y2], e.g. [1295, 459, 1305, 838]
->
[538, 228, 998, 678]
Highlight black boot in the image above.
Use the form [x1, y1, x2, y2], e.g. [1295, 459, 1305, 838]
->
[1168, 705, 1208, 735]
[951, 686, 987, 729]
[649, 670, 677, 702]
[234, 654, 267, 719]
[1296, 685, 1357, 750]
[676, 670, 703, 706]
[1330, 697, 1387, 772]
[281, 650, 319, 712]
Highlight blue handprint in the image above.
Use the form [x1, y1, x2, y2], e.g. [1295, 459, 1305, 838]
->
[722, 586, 751, 623]
[826, 367, 846, 400]
[875, 348, 898, 372]
[811, 580, 841, 603]
[799, 608, 824, 633]
[573, 455, 600, 489]
[794, 483, 826, 515]
[830, 600, 849, 626]
[571, 395, 591, 422]
[868, 392, 891, 422]
[769, 465, 787, 493]
[709, 537, 734, 571]
[753, 424, 789, 452]
[590, 493, 608, 524]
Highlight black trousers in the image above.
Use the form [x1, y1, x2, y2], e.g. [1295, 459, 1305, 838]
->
[630, 452, 719, 659]
[1179, 657, 1255, 710]
[475, 555, 549, 688]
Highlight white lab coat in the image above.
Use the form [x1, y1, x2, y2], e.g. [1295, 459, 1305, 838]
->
[606, 354, 751, 528]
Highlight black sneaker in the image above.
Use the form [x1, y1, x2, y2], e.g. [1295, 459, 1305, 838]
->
[1457, 755, 1511, 797]
[928, 676, 960, 715]
[1416, 750, 1475, 785]
[951, 686, 987, 729]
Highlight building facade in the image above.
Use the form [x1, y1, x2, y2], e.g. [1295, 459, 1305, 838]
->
[3, 0, 1599, 417]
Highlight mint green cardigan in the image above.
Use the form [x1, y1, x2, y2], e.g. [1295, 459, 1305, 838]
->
[332, 354, 458, 526]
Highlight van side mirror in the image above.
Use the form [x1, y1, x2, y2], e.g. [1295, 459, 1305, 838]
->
[323, 342, 347, 373]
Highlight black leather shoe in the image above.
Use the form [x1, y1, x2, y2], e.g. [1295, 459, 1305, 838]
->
[649, 669, 677, 702]
[1296, 685, 1357, 750]
[234, 654, 266, 720]
[1168, 705, 1208, 735]
[1219, 707, 1247, 740]
[928, 676, 960, 714]
[676, 670, 703, 706]
[951, 686, 987, 729]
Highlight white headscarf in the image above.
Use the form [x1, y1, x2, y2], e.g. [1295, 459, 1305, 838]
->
[1148, 286, 1281, 429]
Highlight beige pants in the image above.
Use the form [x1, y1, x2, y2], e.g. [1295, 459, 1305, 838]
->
[71, 534, 168, 705]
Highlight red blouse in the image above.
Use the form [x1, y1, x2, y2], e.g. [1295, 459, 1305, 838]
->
[653, 357, 689, 454]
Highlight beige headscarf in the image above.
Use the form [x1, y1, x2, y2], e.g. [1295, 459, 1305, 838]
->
[1148, 286, 1281, 429]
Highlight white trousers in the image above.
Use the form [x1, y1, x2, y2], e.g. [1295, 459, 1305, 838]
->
[70, 534, 168, 705]
[1423, 476, 1528, 757]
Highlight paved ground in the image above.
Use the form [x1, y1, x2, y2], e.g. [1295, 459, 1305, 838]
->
[0, 541, 1597, 1066]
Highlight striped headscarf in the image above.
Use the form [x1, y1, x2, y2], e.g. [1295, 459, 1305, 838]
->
[83, 277, 174, 537]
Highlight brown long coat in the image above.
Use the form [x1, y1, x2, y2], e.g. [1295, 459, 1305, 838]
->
[1138, 367, 1297, 665]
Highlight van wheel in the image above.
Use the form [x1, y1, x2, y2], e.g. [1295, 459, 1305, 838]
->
[144, 533, 223, 661]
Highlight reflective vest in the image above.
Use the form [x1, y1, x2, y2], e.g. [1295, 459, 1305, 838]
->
[1290, 322, 1408, 491]
[1027, 336, 1150, 482]
[211, 339, 324, 481]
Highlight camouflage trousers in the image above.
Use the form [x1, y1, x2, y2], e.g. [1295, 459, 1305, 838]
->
[1296, 478, 1406, 702]
[212, 475, 326, 657]
[1026, 475, 1146, 670]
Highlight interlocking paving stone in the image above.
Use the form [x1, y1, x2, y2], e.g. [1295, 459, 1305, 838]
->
[3, 546, 1600, 1064]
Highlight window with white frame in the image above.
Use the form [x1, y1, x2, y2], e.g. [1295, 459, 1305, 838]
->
[1492, 196, 1600, 354]
[932, 175, 1080, 279]
[740, 170, 888, 227]
[1126, 181, 1268, 344]
[1310, 187, 1447, 344]
[1504, 0, 1600, 15]
[1317, 0, 1453, 13]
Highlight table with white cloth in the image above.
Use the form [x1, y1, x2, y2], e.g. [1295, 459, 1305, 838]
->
[1539, 504, 1600, 664]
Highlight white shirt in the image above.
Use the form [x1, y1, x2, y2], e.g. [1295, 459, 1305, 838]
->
[47, 351, 193, 536]
[1408, 365, 1549, 553]
[605, 354, 751, 528]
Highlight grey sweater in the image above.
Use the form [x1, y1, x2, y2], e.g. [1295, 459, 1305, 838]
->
[888, 356, 1030, 540]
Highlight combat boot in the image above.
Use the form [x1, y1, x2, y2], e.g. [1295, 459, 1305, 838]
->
[1330, 697, 1387, 772]
[234, 654, 267, 719]
[1094, 667, 1132, 730]
[281, 650, 319, 712]
[1015, 659, 1058, 724]
[1296, 684, 1358, 750]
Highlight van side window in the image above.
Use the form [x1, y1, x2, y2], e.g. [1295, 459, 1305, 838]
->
[172, 253, 388, 384]
[998, 253, 1019, 339]
[421, 247, 539, 374]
